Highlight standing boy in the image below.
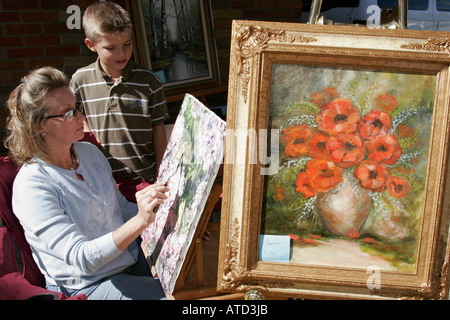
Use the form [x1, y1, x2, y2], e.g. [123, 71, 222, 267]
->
[70, 2, 169, 201]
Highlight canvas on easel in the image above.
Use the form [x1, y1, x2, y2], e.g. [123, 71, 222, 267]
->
[141, 94, 226, 296]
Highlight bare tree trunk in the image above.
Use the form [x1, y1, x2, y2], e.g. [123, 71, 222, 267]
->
[161, 0, 168, 56]
[183, 0, 194, 43]
[179, 0, 192, 43]
[172, 0, 187, 43]
[149, 0, 160, 59]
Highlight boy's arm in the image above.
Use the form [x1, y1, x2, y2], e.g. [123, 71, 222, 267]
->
[153, 123, 167, 173]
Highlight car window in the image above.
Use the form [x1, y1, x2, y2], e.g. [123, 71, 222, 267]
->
[377, 0, 397, 8]
[437, 0, 450, 11]
[410, 0, 429, 10]
[377, 0, 428, 10]
[301, 0, 360, 11]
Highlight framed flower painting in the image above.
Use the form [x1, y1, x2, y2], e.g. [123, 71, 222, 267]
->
[218, 21, 450, 299]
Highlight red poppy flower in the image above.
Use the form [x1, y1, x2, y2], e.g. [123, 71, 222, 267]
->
[347, 230, 361, 239]
[396, 124, 415, 138]
[386, 176, 410, 198]
[307, 132, 332, 160]
[354, 160, 390, 192]
[375, 93, 398, 112]
[295, 171, 317, 198]
[281, 125, 312, 157]
[304, 238, 319, 244]
[310, 87, 339, 107]
[326, 133, 365, 168]
[306, 158, 343, 192]
[394, 166, 416, 175]
[358, 109, 392, 139]
[281, 125, 311, 144]
[365, 134, 402, 165]
[273, 185, 285, 201]
[363, 238, 379, 244]
[316, 98, 361, 135]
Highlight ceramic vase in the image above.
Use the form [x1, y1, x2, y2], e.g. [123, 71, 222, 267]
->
[315, 177, 371, 236]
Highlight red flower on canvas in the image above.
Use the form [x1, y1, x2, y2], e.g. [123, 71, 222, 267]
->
[306, 158, 343, 192]
[281, 125, 312, 157]
[310, 86, 340, 107]
[358, 109, 392, 139]
[394, 166, 416, 175]
[307, 132, 332, 160]
[347, 230, 361, 239]
[304, 238, 319, 244]
[375, 92, 399, 112]
[354, 160, 391, 192]
[281, 125, 311, 144]
[386, 176, 410, 198]
[326, 133, 365, 168]
[316, 98, 361, 135]
[273, 185, 285, 201]
[287, 89, 412, 204]
[363, 237, 379, 244]
[295, 171, 317, 198]
[396, 124, 415, 138]
[365, 134, 402, 165]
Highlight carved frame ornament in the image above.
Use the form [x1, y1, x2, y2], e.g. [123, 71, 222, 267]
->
[233, 24, 317, 103]
[218, 20, 450, 300]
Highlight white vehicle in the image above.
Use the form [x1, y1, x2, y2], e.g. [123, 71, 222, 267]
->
[301, 0, 450, 31]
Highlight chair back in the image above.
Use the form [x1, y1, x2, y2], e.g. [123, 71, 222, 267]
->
[0, 157, 45, 287]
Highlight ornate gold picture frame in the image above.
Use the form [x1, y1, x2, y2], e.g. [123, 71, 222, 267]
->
[217, 20, 450, 299]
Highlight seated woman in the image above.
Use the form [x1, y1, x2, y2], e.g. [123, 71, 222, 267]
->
[4, 66, 169, 300]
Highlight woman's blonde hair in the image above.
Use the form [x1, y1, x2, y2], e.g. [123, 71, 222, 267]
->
[82, 2, 133, 43]
[4, 66, 69, 167]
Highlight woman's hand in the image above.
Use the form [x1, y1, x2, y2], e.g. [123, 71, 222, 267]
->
[135, 182, 169, 227]
[113, 182, 169, 251]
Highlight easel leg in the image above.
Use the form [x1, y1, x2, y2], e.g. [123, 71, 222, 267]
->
[172, 183, 222, 298]
[195, 238, 203, 287]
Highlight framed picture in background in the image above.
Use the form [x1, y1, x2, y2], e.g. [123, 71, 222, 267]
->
[128, 0, 220, 95]
[218, 20, 450, 299]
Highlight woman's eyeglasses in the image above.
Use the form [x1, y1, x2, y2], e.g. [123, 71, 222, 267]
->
[45, 103, 83, 121]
